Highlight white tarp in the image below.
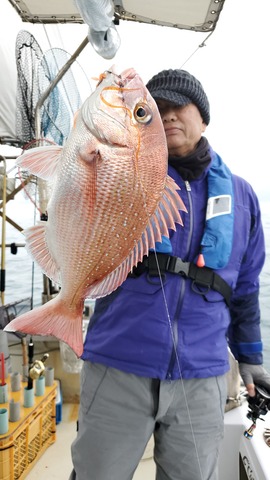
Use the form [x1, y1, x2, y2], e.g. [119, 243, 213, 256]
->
[0, 3, 20, 144]
[7, 0, 225, 31]
[1, 0, 226, 146]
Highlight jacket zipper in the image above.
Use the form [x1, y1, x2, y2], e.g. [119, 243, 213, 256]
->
[166, 181, 193, 380]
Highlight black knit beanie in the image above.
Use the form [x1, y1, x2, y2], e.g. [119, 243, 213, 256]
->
[146, 69, 210, 125]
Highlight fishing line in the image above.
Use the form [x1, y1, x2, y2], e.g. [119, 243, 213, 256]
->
[180, 31, 214, 69]
[151, 249, 204, 480]
[42, 24, 54, 51]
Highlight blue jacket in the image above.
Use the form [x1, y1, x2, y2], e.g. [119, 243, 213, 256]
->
[82, 148, 265, 380]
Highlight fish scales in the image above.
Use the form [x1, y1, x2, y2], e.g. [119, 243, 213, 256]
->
[5, 67, 187, 356]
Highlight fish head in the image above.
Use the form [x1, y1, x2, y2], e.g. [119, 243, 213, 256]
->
[80, 66, 167, 161]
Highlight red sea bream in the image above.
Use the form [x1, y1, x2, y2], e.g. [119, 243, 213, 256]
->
[5, 67, 186, 356]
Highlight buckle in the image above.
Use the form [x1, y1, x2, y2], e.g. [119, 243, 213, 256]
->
[167, 256, 190, 277]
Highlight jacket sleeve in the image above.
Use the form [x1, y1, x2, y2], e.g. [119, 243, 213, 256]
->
[227, 186, 265, 365]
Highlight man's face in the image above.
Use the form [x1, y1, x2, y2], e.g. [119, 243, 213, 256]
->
[155, 99, 207, 157]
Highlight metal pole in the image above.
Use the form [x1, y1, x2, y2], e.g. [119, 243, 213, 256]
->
[34, 36, 89, 139]
[0, 156, 7, 305]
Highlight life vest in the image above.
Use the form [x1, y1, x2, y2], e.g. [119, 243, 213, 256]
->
[138, 153, 234, 305]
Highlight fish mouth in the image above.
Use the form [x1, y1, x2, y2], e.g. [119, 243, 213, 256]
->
[100, 67, 139, 93]
[95, 66, 137, 89]
[118, 67, 137, 82]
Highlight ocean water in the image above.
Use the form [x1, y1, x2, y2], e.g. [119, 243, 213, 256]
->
[260, 201, 270, 372]
[1, 191, 270, 372]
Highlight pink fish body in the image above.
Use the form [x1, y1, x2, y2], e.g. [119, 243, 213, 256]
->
[5, 67, 186, 356]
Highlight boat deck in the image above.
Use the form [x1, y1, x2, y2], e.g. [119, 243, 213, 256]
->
[26, 401, 270, 480]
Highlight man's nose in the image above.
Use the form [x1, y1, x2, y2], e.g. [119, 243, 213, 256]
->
[161, 107, 177, 122]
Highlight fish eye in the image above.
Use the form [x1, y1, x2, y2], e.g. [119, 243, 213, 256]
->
[134, 103, 152, 124]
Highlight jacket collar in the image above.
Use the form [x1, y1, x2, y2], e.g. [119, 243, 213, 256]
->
[168, 136, 211, 181]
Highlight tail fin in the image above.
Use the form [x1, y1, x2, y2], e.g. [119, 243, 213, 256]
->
[4, 296, 84, 357]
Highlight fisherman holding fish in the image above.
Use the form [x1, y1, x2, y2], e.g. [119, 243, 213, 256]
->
[6, 64, 261, 479]
[67, 68, 270, 479]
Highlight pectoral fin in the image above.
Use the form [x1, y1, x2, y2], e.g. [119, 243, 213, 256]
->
[17, 145, 63, 180]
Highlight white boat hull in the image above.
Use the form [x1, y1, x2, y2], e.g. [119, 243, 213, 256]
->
[219, 400, 270, 480]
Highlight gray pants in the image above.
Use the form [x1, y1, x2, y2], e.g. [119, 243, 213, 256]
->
[70, 362, 227, 480]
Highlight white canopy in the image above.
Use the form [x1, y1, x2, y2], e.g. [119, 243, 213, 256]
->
[1, 0, 226, 146]
[8, 0, 225, 31]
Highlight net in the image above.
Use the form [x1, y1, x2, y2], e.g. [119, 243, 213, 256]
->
[15, 30, 44, 144]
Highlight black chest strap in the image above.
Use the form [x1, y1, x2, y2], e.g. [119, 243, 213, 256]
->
[130, 252, 232, 307]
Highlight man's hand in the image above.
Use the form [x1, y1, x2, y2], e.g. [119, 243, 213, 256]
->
[239, 363, 270, 397]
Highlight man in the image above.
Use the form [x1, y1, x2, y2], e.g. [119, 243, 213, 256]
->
[70, 69, 270, 480]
